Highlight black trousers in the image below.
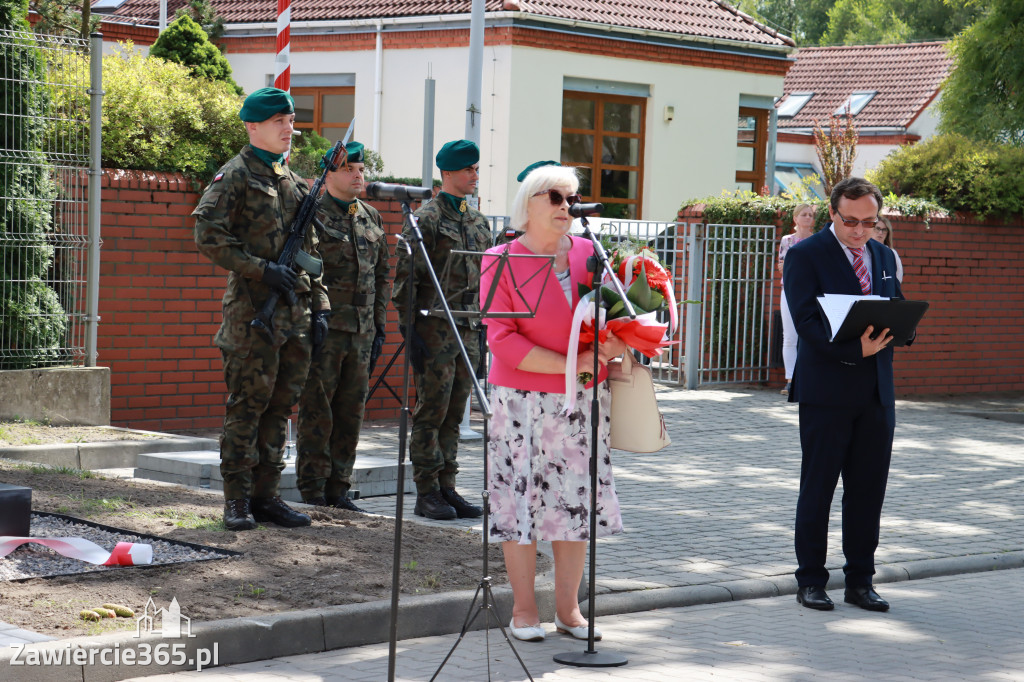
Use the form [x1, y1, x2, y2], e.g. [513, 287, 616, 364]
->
[795, 400, 895, 588]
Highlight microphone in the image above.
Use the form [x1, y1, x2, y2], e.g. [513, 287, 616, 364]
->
[365, 182, 434, 202]
[569, 202, 603, 218]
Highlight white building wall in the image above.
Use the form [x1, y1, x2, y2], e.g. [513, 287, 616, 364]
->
[226, 40, 785, 220]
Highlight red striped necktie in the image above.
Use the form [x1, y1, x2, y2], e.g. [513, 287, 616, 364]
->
[851, 247, 871, 294]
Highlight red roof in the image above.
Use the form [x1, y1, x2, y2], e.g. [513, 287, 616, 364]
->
[102, 0, 792, 47]
[778, 41, 952, 130]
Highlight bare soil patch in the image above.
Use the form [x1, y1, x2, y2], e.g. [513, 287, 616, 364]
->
[0, 455, 523, 639]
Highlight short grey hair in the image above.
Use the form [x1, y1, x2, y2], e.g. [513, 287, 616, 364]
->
[510, 165, 580, 231]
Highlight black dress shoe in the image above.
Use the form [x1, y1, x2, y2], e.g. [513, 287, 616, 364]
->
[441, 487, 482, 518]
[223, 498, 257, 531]
[844, 586, 890, 612]
[327, 493, 368, 513]
[796, 585, 835, 611]
[251, 496, 312, 528]
[414, 490, 457, 520]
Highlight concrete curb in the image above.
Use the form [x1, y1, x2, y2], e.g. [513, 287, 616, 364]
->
[3, 552, 1022, 681]
[0, 434, 217, 470]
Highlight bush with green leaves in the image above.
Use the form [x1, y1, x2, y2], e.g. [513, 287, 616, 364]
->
[288, 129, 385, 180]
[150, 14, 241, 95]
[1, 0, 67, 369]
[48, 42, 247, 178]
[868, 134, 1024, 219]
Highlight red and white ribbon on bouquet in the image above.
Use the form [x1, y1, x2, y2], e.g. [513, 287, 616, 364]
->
[0, 536, 153, 566]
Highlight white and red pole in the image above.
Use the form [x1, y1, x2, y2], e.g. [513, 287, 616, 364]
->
[274, 0, 291, 92]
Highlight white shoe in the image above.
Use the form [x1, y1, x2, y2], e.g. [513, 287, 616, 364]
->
[509, 618, 545, 642]
[555, 614, 602, 641]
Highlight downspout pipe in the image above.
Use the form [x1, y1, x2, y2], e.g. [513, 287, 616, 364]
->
[373, 20, 382, 153]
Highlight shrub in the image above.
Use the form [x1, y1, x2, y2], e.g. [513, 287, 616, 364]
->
[150, 14, 241, 94]
[868, 133, 1024, 219]
[47, 42, 247, 178]
[289, 129, 385, 181]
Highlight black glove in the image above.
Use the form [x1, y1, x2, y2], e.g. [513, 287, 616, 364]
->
[262, 262, 298, 294]
[399, 324, 429, 375]
[312, 310, 330, 356]
[368, 325, 386, 374]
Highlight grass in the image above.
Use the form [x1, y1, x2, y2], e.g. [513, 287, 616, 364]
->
[57, 494, 135, 516]
[8, 461, 99, 479]
[145, 508, 225, 531]
[235, 582, 266, 601]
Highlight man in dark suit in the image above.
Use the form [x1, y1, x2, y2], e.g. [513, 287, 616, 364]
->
[783, 177, 906, 613]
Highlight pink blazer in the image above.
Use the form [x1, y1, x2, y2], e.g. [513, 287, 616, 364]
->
[480, 236, 608, 393]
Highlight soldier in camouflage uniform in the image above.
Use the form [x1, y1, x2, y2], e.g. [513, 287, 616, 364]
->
[193, 87, 331, 531]
[296, 141, 390, 512]
[392, 140, 493, 520]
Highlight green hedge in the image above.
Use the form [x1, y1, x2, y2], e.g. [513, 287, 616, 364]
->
[869, 134, 1024, 219]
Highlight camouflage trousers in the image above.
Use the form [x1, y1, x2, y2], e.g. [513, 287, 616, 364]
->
[219, 309, 312, 500]
[295, 327, 373, 499]
[410, 317, 480, 494]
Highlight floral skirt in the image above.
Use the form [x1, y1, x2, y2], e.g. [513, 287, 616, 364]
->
[487, 384, 623, 544]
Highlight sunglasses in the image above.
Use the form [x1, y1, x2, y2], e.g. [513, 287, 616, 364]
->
[834, 209, 879, 229]
[532, 189, 582, 207]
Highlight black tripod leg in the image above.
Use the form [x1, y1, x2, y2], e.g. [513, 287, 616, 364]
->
[366, 340, 405, 405]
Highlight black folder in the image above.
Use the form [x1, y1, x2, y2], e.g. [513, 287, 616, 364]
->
[819, 298, 929, 346]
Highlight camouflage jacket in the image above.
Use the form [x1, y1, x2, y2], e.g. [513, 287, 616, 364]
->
[315, 195, 391, 334]
[193, 145, 330, 351]
[392, 196, 492, 328]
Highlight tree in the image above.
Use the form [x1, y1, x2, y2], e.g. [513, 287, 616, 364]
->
[938, 0, 1024, 146]
[150, 14, 241, 94]
[174, 0, 225, 45]
[813, 111, 858, 195]
[820, 0, 983, 45]
[732, 0, 836, 45]
[1, 0, 67, 369]
[29, 0, 97, 40]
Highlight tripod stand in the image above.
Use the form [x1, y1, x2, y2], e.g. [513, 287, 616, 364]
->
[388, 201, 552, 681]
[427, 245, 556, 681]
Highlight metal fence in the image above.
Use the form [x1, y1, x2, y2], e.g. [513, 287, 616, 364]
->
[482, 218, 776, 388]
[0, 29, 100, 371]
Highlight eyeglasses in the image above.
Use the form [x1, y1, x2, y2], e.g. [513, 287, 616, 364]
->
[873, 225, 888, 233]
[532, 189, 582, 207]
[834, 209, 879, 229]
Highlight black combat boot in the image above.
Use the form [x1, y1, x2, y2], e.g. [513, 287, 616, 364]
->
[251, 496, 312, 528]
[304, 496, 329, 506]
[223, 498, 256, 531]
[414, 490, 457, 520]
[441, 487, 483, 518]
[327, 492, 368, 513]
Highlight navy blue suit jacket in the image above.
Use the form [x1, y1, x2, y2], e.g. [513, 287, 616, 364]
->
[782, 228, 903, 407]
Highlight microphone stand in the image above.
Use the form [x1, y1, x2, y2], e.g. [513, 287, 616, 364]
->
[553, 215, 633, 669]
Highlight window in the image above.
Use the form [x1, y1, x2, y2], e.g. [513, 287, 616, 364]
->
[834, 91, 876, 117]
[777, 92, 813, 118]
[560, 91, 646, 219]
[735, 107, 769, 193]
[774, 163, 824, 199]
[292, 86, 355, 142]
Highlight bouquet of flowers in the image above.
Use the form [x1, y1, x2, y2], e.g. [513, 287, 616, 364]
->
[564, 242, 678, 406]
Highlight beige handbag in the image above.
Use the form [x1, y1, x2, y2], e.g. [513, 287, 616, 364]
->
[607, 352, 671, 453]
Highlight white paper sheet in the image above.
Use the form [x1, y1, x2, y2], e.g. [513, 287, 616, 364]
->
[817, 294, 888, 341]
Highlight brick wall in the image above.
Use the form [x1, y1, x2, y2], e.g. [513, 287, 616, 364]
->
[680, 207, 1024, 396]
[99, 169, 412, 431]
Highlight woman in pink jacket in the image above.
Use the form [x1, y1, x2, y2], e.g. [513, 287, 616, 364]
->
[480, 164, 625, 643]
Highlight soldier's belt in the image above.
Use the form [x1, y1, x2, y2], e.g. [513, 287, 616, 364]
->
[334, 292, 372, 306]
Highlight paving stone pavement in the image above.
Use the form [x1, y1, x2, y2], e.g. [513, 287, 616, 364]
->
[356, 387, 1024, 593]
[127, 567, 1024, 681]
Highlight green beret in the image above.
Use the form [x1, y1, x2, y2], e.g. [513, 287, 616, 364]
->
[436, 139, 480, 171]
[516, 160, 560, 182]
[239, 87, 295, 122]
[344, 141, 364, 164]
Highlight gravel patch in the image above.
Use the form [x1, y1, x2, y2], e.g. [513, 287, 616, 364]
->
[0, 513, 237, 581]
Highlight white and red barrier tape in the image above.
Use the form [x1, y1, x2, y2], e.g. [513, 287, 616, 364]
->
[0, 537, 153, 566]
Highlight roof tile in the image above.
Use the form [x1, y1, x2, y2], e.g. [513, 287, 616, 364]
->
[102, 0, 792, 47]
[777, 41, 952, 130]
